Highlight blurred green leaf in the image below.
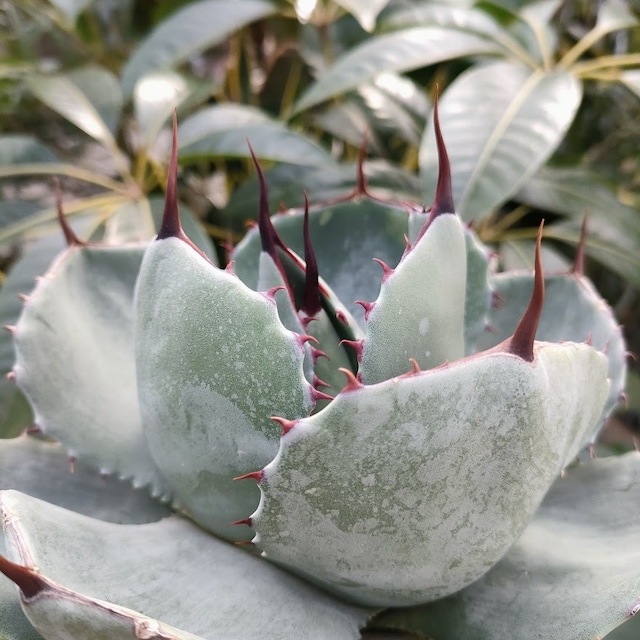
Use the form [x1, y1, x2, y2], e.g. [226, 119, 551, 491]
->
[293, 26, 502, 113]
[0, 136, 58, 166]
[516, 166, 640, 284]
[420, 60, 582, 221]
[46, 0, 94, 24]
[121, 0, 277, 97]
[178, 104, 335, 166]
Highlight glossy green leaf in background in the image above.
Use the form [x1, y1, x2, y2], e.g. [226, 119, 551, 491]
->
[420, 60, 582, 221]
[121, 0, 277, 97]
[178, 104, 336, 166]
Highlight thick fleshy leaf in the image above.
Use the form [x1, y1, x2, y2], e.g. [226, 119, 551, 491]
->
[121, 0, 277, 97]
[178, 104, 335, 166]
[253, 343, 609, 606]
[0, 491, 372, 640]
[0, 216, 99, 438]
[375, 452, 640, 640]
[293, 27, 501, 113]
[335, 0, 390, 31]
[360, 214, 467, 383]
[420, 61, 582, 221]
[12, 242, 168, 495]
[0, 136, 57, 166]
[135, 237, 313, 540]
[233, 200, 409, 327]
[476, 270, 626, 444]
[0, 436, 168, 524]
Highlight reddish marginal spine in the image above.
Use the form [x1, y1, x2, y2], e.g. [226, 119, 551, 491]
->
[271, 416, 296, 436]
[54, 179, 85, 247]
[156, 111, 211, 262]
[340, 338, 364, 361]
[338, 367, 364, 392]
[233, 470, 264, 483]
[0, 555, 47, 598]
[231, 517, 253, 527]
[507, 222, 545, 362]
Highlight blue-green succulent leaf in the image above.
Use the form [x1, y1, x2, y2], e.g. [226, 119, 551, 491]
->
[0, 491, 372, 640]
[253, 342, 609, 607]
[135, 237, 314, 541]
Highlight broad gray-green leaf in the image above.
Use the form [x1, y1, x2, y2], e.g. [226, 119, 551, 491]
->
[254, 343, 608, 606]
[0, 216, 98, 438]
[420, 61, 582, 221]
[595, 0, 638, 33]
[360, 214, 467, 383]
[477, 270, 626, 443]
[178, 104, 335, 166]
[293, 27, 501, 113]
[121, 0, 277, 97]
[0, 435, 168, 523]
[135, 238, 313, 541]
[375, 452, 640, 640]
[0, 491, 371, 640]
[12, 243, 168, 496]
[0, 136, 57, 166]
[233, 199, 409, 328]
[335, 0, 390, 31]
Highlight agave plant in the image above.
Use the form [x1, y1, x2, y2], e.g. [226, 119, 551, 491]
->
[0, 108, 636, 640]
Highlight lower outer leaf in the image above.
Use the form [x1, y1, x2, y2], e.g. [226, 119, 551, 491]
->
[374, 452, 640, 640]
[253, 343, 608, 607]
[0, 491, 372, 640]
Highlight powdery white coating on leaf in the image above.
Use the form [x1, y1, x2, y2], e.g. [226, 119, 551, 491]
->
[0, 491, 371, 640]
[254, 343, 609, 607]
[360, 214, 466, 384]
[135, 238, 313, 541]
[12, 244, 167, 495]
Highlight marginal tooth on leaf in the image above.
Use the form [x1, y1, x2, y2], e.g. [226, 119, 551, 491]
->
[300, 315, 317, 330]
[26, 424, 41, 434]
[301, 192, 322, 317]
[335, 310, 349, 325]
[484, 323, 496, 334]
[312, 388, 334, 403]
[311, 346, 329, 362]
[271, 416, 297, 436]
[235, 540, 256, 547]
[355, 300, 375, 322]
[231, 517, 253, 527]
[313, 374, 331, 389]
[0, 555, 48, 598]
[403, 234, 412, 253]
[491, 291, 505, 309]
[372, 258, 394, 283]
[585, 332, 593, 346]
[571, 215, 588, 277]
[602, 340, 610, 355]
[507, 222, 544, 362]
[297, 334, 319, 348]
[54, 178, 85, 247]
[17, 293, 30, 303]
[261, 285, 286, 305]
[5, 370, 15, 381]
[626, 350, 637, 361]
[68, 456, 76, 474]
[340, 338, 364, 360]
[3, 325, 16, 334]
[225, 260, 235, 274]
[338, 367, 364, 392]
[619, 390, 629, 407]
[407, 358, 421, 375]
[233, 470, 264, 483]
